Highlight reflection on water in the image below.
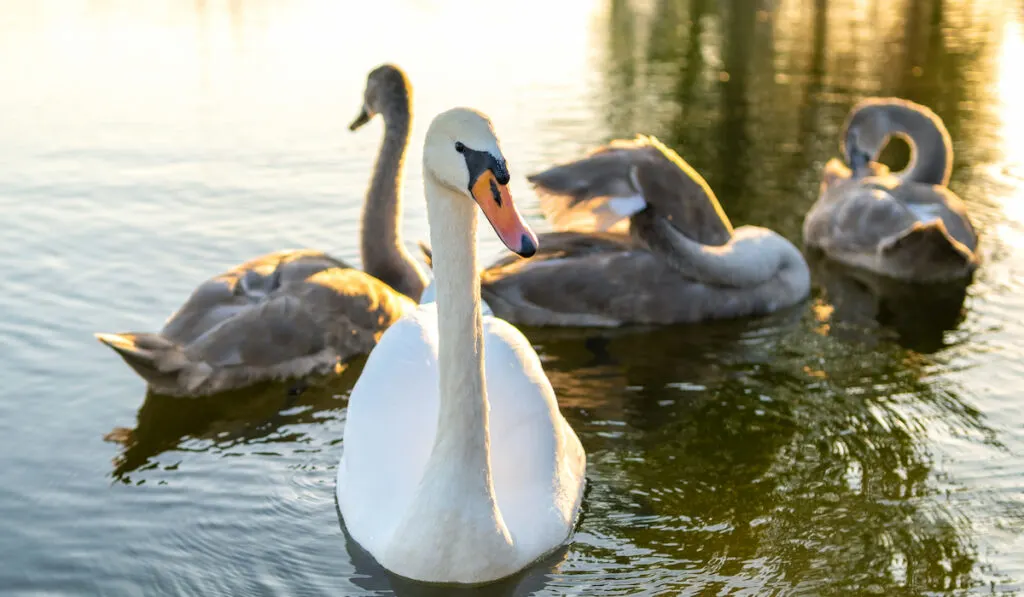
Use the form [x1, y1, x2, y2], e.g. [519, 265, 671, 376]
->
[807, 251, 971, 353]
[2, 0, 1024, 595]
[105, 362, 365, 483]
[343, 521, 571, 597]
[534, 311, 999, 594]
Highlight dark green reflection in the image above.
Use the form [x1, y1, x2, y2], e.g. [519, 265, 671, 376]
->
[554, 0, 1016, 593]
[527, 308, 997, 594]
[597, 0, 1001, 237]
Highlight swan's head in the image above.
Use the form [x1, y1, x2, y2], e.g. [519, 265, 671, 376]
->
[350, 64, 411, 131]
[841, 98, 896, 176]
[423, 108, 538, 258]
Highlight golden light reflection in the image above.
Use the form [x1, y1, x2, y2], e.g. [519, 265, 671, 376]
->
[0, 0, 602, 132]
[813, 302, 835, 323]
[0, 0, 605, 252]
[812, 301, 833, 337]
[994, 18, 1024, 243]
[997, 20, 1024, 180]
[803, 365, 828, 380]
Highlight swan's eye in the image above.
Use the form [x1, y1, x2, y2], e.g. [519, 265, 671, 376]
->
[454, 141, 466, 153]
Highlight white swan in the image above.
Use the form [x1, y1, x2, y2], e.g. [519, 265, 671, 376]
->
[336, 108, 586, 585]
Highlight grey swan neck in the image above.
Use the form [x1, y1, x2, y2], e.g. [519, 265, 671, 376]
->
[885, 104, 953, 187]
[360, 108, 427, 300]
[633, 211, 806, 292]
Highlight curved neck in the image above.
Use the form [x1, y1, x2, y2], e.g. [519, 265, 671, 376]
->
[360, 110, 427, 300]
[423, 175, 496, 502]
[885, 104, 952, 186]
[633, 211, 801, 289]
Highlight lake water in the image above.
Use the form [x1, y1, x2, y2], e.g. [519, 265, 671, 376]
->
[3, 0, 1024, 594]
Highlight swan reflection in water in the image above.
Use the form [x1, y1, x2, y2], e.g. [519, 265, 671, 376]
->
[104, 361, 366, 483]
[807, 249, 971, 353]
[341, 510, 572, 597]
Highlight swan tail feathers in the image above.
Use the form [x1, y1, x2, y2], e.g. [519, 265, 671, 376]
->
[880, 220, 978, 278]
[94, 332, 191, 383]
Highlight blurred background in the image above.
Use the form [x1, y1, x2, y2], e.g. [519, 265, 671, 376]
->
[1, 0, 1023, 594]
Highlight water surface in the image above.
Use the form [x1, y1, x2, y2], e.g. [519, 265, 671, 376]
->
[2, 0, 1024, 594]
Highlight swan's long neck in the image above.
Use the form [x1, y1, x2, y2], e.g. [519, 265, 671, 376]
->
[886, 104, 953, 187]
[635, 212, 806, 290]
[380, 174, 516, 585]
[360, 109, 426, 300]
[423, 175, 495, 500]
[381, 173, 514, 581]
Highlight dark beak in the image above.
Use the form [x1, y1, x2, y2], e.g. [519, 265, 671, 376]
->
[349, 107, 371, 131]
[845, 138, 871, 177]
[849, 150, 871, 177]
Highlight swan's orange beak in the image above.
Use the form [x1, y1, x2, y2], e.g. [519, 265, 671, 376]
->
[471, 170, 538, 258]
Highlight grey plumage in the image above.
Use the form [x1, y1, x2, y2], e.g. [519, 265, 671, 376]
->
[424, 136, 810, 327]
[804, 98, 979, 283]
[95, 65, 423, 396]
